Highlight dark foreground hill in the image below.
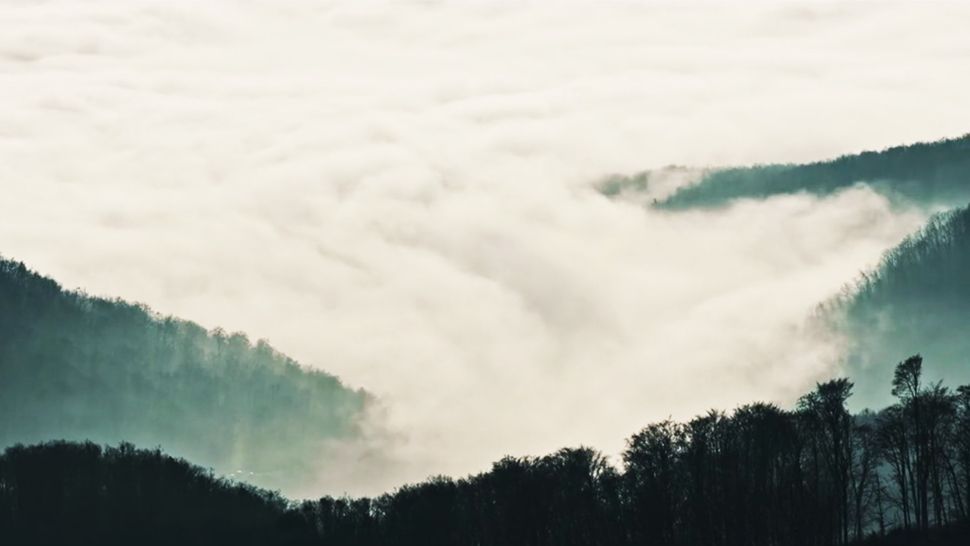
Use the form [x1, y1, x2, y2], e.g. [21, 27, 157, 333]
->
[0, 257, 369, 494]
[652, 134, 970, 209]
[0, 441, 300, 546]
[4, 356, 969, 546]
[820, 204, 970, 406]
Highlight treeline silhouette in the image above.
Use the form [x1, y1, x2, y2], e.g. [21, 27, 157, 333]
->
[0, 441, 296, 546]
[655, 134, 970, 210]
[4, 357, 969, 546]
[0, 257, 369, 494]
[822, 204, 970, 405]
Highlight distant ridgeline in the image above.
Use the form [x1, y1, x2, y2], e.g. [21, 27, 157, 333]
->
[821, 204, 970, 408]
[646, 134, 970, 209]
[0, 258, 369, 493]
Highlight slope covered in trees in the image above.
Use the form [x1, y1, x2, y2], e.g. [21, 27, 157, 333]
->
[822, 204, 970, 406]
[0, 257, 369, 493]
[654, 134, 970, 210]
[0, 441, 296, 546]
[3, 358, 969, 546]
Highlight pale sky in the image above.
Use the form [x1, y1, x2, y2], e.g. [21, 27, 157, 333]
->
[2, 0, 968, 495]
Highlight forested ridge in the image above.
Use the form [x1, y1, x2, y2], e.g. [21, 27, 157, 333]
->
[0, 442, 293, 546]
[0, 257, 369, 494]
[3, 356, 969, 546]
[821, 204, 970, 406]
[654, 134, 970, 209]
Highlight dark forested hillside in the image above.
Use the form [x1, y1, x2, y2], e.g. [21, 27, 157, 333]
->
[0, 442, 298, 546]
[4, 358, 969, 546]
[821, 204, 970, 406]
[0, 257, 369, 493]
[290, 358, 970, 546]
[655, 134, 970, 209]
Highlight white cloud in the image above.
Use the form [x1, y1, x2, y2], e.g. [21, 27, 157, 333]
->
[0, 0, 965, 496]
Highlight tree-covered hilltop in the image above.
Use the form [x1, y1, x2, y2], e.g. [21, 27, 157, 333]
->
[821, 204, 970, 406]
[0, 441, 296, 546]
[3, 358, 970, 545]
[653, 134, 970, 210]
[0, 257, 369, 494]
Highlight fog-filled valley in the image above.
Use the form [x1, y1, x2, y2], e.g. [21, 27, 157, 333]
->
[2, 0, 970, 494]
[3, 133, 969, 498]
[3, 3, 970, 544]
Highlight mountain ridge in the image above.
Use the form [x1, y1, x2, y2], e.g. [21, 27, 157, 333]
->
[638, 133, 970, 209]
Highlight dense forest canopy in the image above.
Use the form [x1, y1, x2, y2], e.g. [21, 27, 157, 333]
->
[3, 357, 969, 546]
[0, 258, 369, 494]
[647, 134, 970, 210]
[821, 204, 970, 407]
[0, 441, 292, 546]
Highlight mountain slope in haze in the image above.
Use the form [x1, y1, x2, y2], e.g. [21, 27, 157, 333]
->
[653, 134, 970, 210]
[822, 204, 970, 407]
[0, 257, 370, 494]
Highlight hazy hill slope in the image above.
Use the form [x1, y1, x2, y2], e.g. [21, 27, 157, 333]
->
[0, 257, 369, 493]
[656, 134, 970, 209]
[822, 204, 970, 406]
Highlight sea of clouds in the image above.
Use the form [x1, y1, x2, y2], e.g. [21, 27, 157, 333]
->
[2, 0, 969, 496]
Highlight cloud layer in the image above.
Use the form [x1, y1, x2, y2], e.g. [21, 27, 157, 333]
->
[1, 0, 967, 495]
